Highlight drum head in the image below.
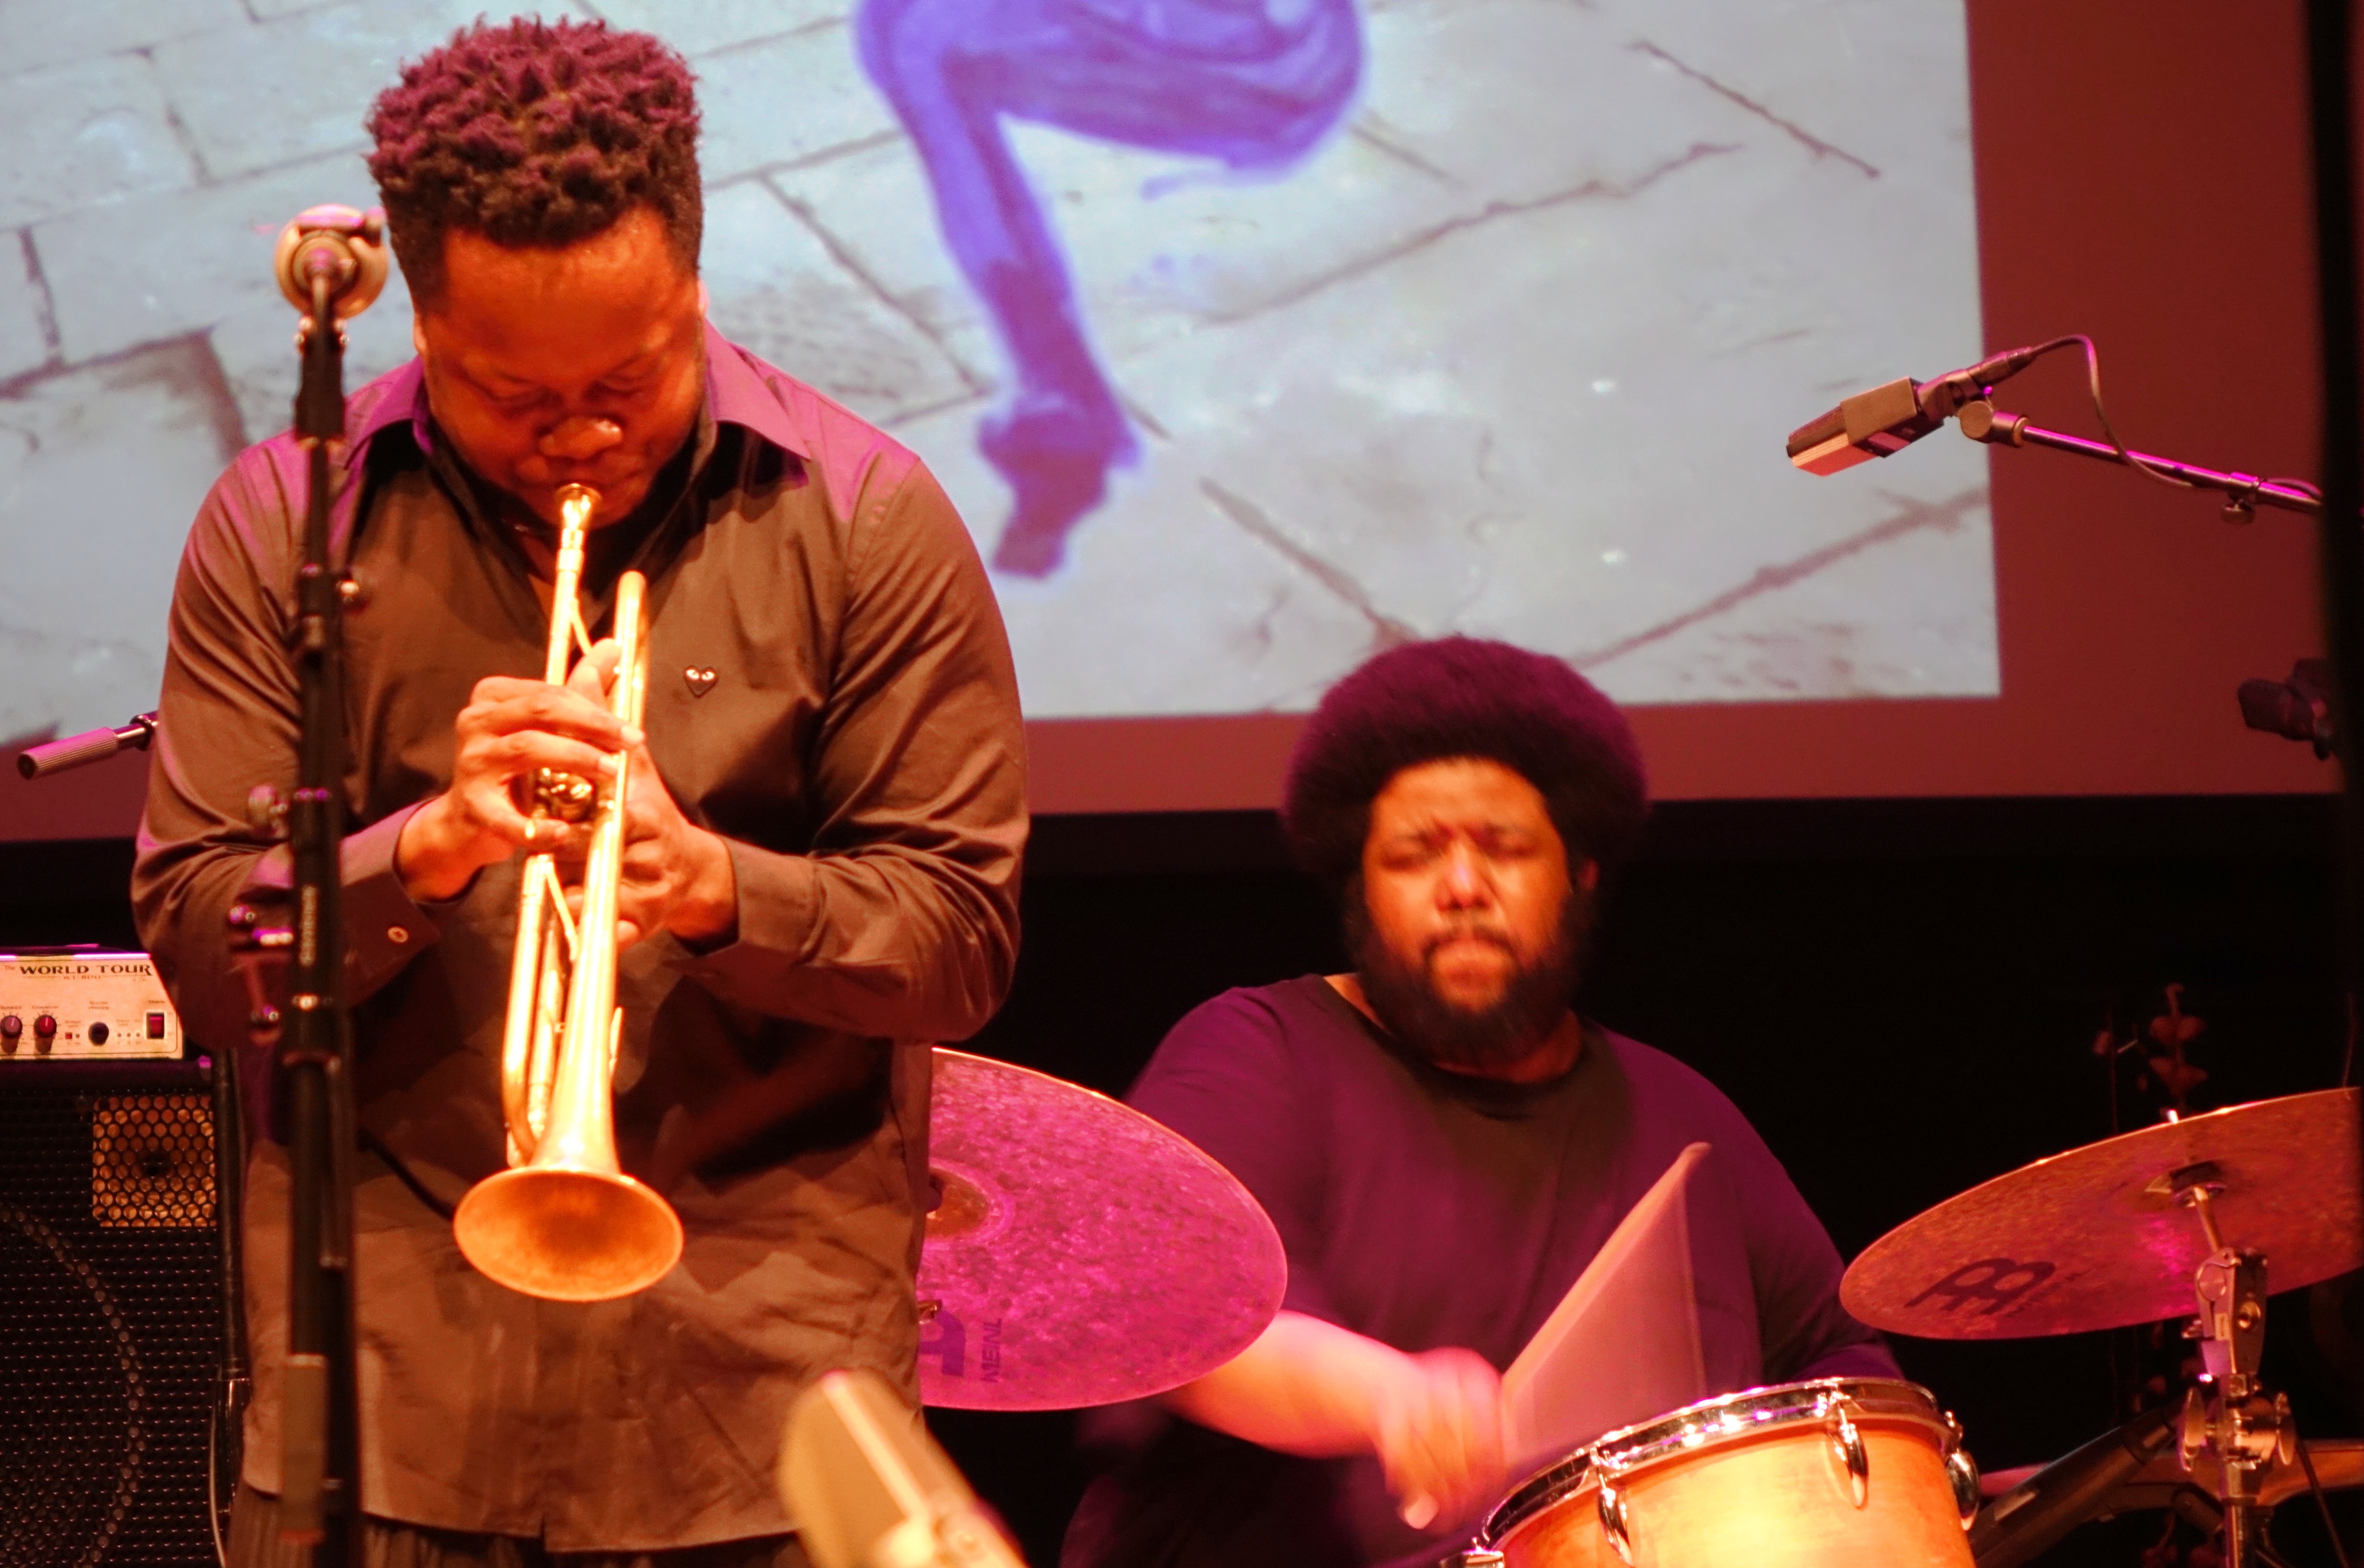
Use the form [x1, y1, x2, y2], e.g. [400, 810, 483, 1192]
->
[1474, 1378, 1951, 1549]
[1591, 1377, 1947, 1473]
[1478, 1446, 1595, 1548]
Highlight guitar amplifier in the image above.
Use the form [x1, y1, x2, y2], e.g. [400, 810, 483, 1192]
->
[0, 1054, 225, 1566]
[0, 950, 184, 1062]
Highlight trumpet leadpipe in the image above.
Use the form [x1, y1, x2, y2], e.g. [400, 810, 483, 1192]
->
[497, 483, 599, 1163]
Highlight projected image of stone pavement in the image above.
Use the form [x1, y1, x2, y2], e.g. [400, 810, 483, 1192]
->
[0, 0, 1988, 738]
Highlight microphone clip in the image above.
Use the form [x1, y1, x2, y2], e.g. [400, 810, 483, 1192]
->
[1787, 343, 2056, 475]
[273, 205, 390, 336]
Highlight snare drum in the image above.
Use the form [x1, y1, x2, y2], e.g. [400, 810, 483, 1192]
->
[1463, 1378, 1979, 1568]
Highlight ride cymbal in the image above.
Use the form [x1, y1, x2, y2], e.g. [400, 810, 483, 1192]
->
[917, 1048, 1286, 1410]
[1843, 1088, 2363, 1340]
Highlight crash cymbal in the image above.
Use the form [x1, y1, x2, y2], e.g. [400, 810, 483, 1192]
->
[917, 1048, 1285, 1410]
[1843, 1088, 2363, 1340]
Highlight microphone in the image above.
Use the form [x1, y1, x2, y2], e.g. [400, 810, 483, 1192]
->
[1786, 343, 2056, 475]
[1964, 1404, 2177, 1568]
[272, 205, 390, 325]
[780, 1369, 1029, 1568]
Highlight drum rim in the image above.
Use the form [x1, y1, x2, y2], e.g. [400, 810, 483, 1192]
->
[1475, 1377, 1952, 1546]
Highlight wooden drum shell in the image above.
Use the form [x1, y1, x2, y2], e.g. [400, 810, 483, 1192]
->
[1483, 1380, 1976, 1568]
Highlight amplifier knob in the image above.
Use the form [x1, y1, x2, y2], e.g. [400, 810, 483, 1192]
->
[0, 1015, 17, 1053]
[88, 1021, 109, 1046]
[32, 1015, 55, 1054]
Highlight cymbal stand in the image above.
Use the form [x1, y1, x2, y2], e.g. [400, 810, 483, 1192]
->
[2168, 1166, 2298, 1568]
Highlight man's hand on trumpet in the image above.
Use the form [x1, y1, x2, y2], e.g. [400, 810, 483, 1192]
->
[395, 641, 738, 948]
[579, 642, 740, 951]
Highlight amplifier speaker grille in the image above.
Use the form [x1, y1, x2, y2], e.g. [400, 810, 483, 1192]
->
[0, 1067, 222, 1568]
[92, 1096, 215, 1230]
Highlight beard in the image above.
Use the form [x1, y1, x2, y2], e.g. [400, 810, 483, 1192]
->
[1345, 883, 1593, 1072]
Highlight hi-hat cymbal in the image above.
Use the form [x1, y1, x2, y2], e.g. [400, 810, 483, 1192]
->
[1843, 1088, 2363, 1340]
[917, 1048, 1285, 1410]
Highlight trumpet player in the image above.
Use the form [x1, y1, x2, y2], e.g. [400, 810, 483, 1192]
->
[132, 17, 1025, 1568]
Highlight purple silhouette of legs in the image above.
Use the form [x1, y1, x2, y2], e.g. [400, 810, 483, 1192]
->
[858, 0, 1362, 575]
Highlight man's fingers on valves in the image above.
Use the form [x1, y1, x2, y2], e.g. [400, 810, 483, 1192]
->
[567, 638, 624, 697]
[478, 731, 616, 782]
[465, 675, 632, 749]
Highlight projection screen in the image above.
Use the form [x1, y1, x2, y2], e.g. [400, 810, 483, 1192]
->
[0, 0, 2329, 835]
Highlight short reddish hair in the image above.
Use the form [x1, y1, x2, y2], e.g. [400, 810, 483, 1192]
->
[1281, 638, 1649, 898]
[367, 17, 702, 307]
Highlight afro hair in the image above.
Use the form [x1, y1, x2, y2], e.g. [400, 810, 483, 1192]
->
[1281, 637, 1649, 900]
[367, 17, 702, 307]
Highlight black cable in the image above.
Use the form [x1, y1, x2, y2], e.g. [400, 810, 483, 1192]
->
[2299, 1439, 2354, 1568]
[207, 1405, 227, 1568]
[2058, 333, 2191, 491]
[358, 1128, 456, 1221]
[2343, 993, 2357, 1088]
[209, 1048, 247, 1568]
[1941, 332, 2187, 487]
[1985, 332, 2323, 506]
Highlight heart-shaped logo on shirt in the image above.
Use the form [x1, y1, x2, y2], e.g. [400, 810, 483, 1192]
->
[683, 666, 719, 697]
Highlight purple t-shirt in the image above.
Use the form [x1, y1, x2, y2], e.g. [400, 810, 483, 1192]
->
[1062, 975, 1895, 1568]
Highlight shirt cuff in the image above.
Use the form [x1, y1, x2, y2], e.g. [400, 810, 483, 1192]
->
[668, 837, 817, 1004]
[236, 802, 451, 1004]
[344, 805, 452, 993]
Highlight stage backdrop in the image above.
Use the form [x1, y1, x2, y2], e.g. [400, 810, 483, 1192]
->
[0, 0, 2334, 837]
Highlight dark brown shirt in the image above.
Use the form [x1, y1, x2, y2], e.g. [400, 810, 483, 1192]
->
[131, 327, 1027, 1551]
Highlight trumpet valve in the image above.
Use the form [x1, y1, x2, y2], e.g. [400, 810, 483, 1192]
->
[533, 767, 598, 823]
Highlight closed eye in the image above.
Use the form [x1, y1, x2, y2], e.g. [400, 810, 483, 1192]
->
[592, 369, 657, 399]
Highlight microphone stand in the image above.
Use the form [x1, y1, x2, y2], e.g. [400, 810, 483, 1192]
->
[277, 247, 363, 1568]
[1950, 404, 2325, 523]
[1942, 398, 2359, 1568]
[233, 207, 386, 1568]
[1957, 14, 2364, 1557]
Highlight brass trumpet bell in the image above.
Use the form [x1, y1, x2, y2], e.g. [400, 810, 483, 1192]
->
[452, 482, 684, 1303]
[453, 1166, 682, 1302]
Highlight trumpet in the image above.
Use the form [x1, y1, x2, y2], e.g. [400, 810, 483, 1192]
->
[451, 482, 684, 1302]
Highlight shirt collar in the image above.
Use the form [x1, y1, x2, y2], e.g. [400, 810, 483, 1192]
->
[347, 319, 811, 462]
[699, 321, 809, 459]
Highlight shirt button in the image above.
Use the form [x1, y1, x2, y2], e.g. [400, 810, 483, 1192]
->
[387, 926, 411, 944]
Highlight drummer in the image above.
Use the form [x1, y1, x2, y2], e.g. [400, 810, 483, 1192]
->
[1060, 638, 1896, 1568]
